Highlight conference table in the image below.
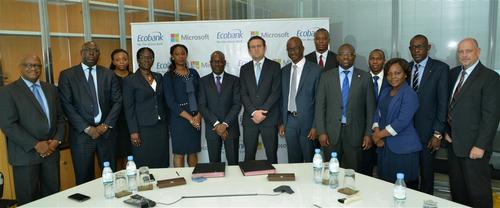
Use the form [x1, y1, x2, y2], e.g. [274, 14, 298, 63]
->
[24, 163, 466, 207]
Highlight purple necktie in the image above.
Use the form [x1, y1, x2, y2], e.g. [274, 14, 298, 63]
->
[216, 76, 222, 93]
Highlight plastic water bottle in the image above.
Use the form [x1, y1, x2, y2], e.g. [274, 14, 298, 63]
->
[394, 173, 406, 207]
[328, 152, 339, 189]
[126, 156, 138, 192]
[312, 149, 323, 184]
[102, 161, 114, 199]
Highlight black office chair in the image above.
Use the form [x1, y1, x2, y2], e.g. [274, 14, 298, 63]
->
[0, 172, 16, 208]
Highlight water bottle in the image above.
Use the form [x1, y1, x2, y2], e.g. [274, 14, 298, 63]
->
[312, 149, 323, 184]
[328, 152, 339, 189]
[393, 173, 406, 207]
[126, 155, 138, 192]
[102, 161, 114, 199]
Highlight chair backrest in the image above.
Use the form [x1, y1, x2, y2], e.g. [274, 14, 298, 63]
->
[0, 171, 4, 198]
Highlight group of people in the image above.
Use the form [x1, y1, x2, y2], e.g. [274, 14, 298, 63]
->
[0, 27, 498, 208]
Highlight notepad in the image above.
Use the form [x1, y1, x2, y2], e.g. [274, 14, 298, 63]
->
[192, 162, 226, 178]
[239, 160, 276, 176]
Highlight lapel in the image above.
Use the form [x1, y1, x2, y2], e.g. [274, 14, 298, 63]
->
[136, 71, 155, 93]
[297, 61, 310, 94]
[40, 82, 55, 122]
[96, 66, 105, 105]
[332, 68, 342, 104]
[256, 58, 267, 88]
[453, 62, 482, 104]
[418, 57, 433, 90]
[386, 83, 408, 121]
[248, 61, 258, 90]
[220, 73, 232, 95]
[153, 72, 162, 93]
[348, 68, 362, 104]
[209, 73, 220, 95]
[16, 79, 45, 116]
[282, 64, 291, 107]
[76, 65, 92, 97]
[326, 51, 336, 68]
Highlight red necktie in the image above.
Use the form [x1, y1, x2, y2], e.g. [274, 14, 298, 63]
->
[319, 55, 324, 69]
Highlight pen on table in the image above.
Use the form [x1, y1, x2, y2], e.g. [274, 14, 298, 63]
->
[176, 171, 180, 176]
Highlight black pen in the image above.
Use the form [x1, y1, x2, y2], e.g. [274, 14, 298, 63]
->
[176, 171, 180, 176]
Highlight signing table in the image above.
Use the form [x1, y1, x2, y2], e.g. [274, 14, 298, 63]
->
[24, 163, 466, 207]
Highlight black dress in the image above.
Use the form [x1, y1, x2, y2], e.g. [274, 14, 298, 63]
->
[115, 73, 132, 158]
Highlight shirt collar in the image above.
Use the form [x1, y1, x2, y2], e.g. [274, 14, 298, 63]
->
[463, 60, 480, 75]
[81, 63, 96, 71]
[339, 65, 354, 72]
[213, 72, 224, 79]
[370, 69, 384, 77]
[21, 77, 40, 88]
[292, 57, 306, 69]
[414, 56, 429, 67]
[253, 58, 265, 66]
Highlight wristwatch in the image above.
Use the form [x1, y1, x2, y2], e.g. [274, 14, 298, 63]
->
[433, 131, 442, 140]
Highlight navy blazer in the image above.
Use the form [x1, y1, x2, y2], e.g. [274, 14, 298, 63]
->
[280, 60, 321, 132]
[408, 57, 449, 143]
[373, 83, 422, 154]
[122, 71, 168, 134]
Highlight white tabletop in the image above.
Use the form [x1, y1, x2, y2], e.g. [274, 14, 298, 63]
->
[23, 163, 466, 207]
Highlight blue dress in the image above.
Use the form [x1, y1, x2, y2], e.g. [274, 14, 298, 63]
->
[377, 93, 420, 183]
[163, 68, 201, 154]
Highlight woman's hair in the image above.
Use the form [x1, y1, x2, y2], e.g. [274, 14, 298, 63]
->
[136, 47, 155, 60]
[109, 48, 129, 71]
[167, 44, 189, 75]
[384, 58, 410, 77]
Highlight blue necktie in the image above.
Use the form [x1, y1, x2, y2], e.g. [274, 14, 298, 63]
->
[215, 76, 222, 94]
[373, 76, 379, 101]
[255, 62, 261, 86]
[32, 84, 50, 128]
[87, 68, 99, 117]
[341, 70, 350, 121]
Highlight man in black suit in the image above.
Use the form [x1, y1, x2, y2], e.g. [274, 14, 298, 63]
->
[305, 28, 338, 71]
[58, 41, 122, 185]
[199, 51, 241, 165]
[279, 37, 321, 163]
[0, 55, 65, 205]
[445, 38, 499, 208]
[315, 44, 375, 168]
[407, 34, 449, 194]
[359, 49, 389, 176]
[240, 36, 281, 164]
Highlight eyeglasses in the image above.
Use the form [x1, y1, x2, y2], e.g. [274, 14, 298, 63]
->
[23, 64, 42, 69]
[409, 45, 428, 51]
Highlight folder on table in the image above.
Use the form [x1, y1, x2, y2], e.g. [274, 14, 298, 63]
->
[192, 162, 226, 178]
[239, 160, 276, 176]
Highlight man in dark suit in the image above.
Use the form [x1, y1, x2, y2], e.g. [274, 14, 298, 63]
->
[240, 36, 281, 164]
[407, 34, 449, 194]
[58, 41, 122, 185]
[0, 55, 65, 205]
[199, 51, 241, 165]
[305, 28, 338, 71]
[315, 44, 375, 169]
[445, 38, 499, 208]
[359, 49, 389, 176]
[278, 37, 321, 163]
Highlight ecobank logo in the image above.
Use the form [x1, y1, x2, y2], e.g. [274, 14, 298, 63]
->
[250, 31, 289, 38]
[170, 33, 209, 42]
[216, 29, 244, 43]
[296, 27, 319, 40]
[136, 31, 164, 46]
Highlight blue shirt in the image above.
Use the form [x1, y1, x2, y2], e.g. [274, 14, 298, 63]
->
[411, 56, 429, 87]
[22, 78, 50, 128]
[338, 66, 353, 123]
[81, 63, 102, 123]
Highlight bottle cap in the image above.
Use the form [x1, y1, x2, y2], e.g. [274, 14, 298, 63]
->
[396, 173, 404, 179]
[103, 161, 110, 167]
[127, 155, 134, 161]
[331, 152, 337, 158]
[315, 149, 321, 154]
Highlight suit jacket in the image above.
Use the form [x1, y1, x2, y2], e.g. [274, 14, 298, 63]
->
[122, 71, 168, 134]
[0, 79, 65, 166]
[281, 60, 321, 133]
[408, 57, 449, 143]
[198, 72, 241, 138]
[58, 64, 122, 136]
[447, 62, 500, 157]
[315, 67, 376, 147]
[373, 83, 422, 154]
[240, 58, 281, 127]
[305, 50, 339, 71]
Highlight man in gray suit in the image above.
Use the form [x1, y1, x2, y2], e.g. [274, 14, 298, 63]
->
[446, 38, 500, 208]
[315, 44, 375, 168]
[240, 36, 281, 164]
[199, 51, 241, 165]
[279, 37, 321, 163]
[0, 55, 65, 205]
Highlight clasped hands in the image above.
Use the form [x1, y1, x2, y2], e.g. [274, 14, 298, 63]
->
[35, 139, 60, 158]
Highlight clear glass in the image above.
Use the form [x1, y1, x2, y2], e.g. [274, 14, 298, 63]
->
[343, 169, 355, 190]
[138, 166, 150, 186]
[321, 163, 329, 185]
[114, 171, 128, 194]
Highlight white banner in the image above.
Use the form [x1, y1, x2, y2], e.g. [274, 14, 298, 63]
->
[131, 18, 329, 164]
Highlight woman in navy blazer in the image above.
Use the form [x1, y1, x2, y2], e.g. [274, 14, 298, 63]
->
[371, 58, 422, 187]
[123, 47, 170, 168]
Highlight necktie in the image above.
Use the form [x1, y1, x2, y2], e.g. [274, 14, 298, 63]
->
[215, 75, 222, 94]
[32, 84, 50, 128]
[412, 64, 420, 91]
[447, 70, 467, 124]
[319, 55, 324, 69]
[255, 62, 261, 86]
[87, 68, 99, 117]
[288, 65, 298, 112]
[373, 76, 379, 101]
[341, 70, 350, 121]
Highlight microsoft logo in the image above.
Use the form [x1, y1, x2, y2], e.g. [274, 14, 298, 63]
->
[170, 33, 180, 42]
[190, 61, 200, 70]
[251, 31, 260, 36]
